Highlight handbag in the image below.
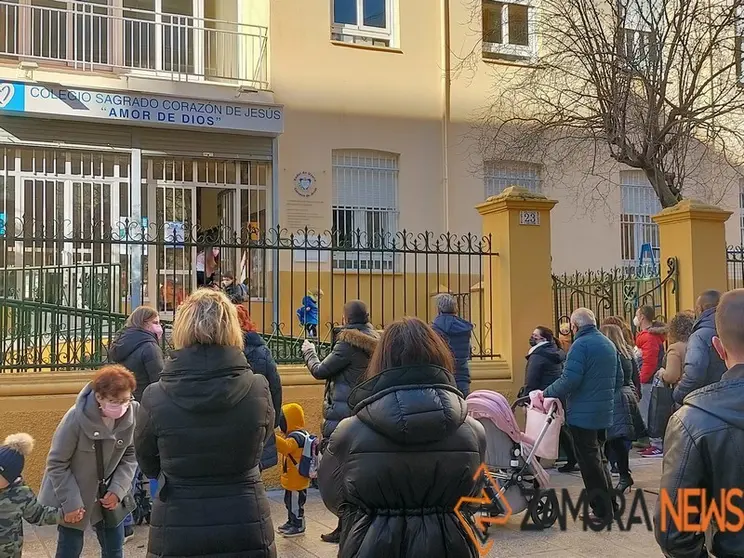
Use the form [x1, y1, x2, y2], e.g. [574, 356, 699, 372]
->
[94, 440, 136, 528]
[647, 377, 675, 439]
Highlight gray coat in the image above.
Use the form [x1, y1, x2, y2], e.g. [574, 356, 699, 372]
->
[38, 383, 138, 531]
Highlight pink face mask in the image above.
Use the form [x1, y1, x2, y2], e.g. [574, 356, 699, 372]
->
[101, 402, 129, 420]
[148, 323, 163, 340]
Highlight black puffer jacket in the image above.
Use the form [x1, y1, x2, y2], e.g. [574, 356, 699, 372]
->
[317, 364, 487, 558]
[243, 331, 282, 470]
[524, 341, 565, 392]
[135, 345, 276, 558]
[608, 353, 644, 441]
[655, 364, 744, 558]
[303, 323, 379, 439]
[108, 327, 164, 402]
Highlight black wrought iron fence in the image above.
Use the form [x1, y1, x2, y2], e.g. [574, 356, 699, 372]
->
[0, 217, 497, 371]
[726, 246, 744, 290]
[552, 258, 679, 334]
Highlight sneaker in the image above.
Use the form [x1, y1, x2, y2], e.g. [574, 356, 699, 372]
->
[610, 464, 619, 476]
[640, 446, 663, 458]
[123, 525, 134, 544]
[277, 521, 292, 534]
[282, 524, 306, 538]
[632, 438, 650, 449]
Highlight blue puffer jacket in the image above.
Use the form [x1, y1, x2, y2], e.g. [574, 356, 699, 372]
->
[673, 307, 726, 405]
[432, 313, 473, 396]
[544, 325, 622, 430]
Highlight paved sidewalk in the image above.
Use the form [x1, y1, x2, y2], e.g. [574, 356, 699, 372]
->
[21, 456, 665, 558]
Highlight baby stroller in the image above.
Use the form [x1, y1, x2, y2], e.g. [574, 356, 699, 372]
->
[465, 391, 563, 532]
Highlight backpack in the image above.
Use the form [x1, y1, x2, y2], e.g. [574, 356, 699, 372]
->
[287, 430, 320, 479]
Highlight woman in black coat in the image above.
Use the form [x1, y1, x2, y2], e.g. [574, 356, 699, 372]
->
[600, 324, 644, 494]
[301, 299, 380, 542]
[318, 317, 487, 558]
[108, 305, 165, 402]
[135, 289, 276, 558]
[523, 326, 566, 392]
[236, 304, 282, 470]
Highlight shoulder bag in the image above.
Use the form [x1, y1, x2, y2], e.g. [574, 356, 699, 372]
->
[94, 439, 136, 528]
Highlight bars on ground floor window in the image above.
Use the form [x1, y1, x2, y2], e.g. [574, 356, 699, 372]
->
[484, 160, 542, 198]
[620, 170, 661, 266]
[332, 149, 399, 271]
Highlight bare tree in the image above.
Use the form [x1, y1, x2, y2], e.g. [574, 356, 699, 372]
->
[473, 0, 744, 208]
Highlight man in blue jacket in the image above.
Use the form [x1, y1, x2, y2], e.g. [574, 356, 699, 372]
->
[533, 308, 622, 521]
[673, 290, 727, 405]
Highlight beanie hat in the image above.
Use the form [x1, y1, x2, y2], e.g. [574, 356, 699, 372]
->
[0, 433, 34, 484]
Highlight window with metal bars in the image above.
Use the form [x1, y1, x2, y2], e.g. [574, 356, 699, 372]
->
[332, 149, 399, 271]
[484, 160, 542, 198]
[620, 170, 661, 265]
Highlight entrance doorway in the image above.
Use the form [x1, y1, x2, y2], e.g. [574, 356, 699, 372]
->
[143, 156, 270, 314]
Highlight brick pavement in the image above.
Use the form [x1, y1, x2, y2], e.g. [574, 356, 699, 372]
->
[20, 456, 665, 558]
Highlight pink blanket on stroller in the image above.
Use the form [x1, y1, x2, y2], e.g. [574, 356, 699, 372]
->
[466, 390, 552, 488]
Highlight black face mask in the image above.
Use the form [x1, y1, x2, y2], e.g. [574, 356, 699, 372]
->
[529, 337, 541, 347]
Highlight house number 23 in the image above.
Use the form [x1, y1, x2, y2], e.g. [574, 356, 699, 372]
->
[519, 210, 540, 226]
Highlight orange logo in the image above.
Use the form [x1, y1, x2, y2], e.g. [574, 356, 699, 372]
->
[454, 464, 513, 556]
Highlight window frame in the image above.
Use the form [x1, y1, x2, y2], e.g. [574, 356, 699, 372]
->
[331, 0, 395, 47]
[481, 0, 537, 61]
[619, 170, 661, 266]
[617, 0, 661, 71]
[331, 149, 400, 271]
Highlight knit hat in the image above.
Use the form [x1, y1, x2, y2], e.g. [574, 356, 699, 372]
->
[0, 433, 34, 484]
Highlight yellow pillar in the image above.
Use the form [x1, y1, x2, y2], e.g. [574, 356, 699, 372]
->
[653, 200, 732, 312]
[476, 187, 558, 390]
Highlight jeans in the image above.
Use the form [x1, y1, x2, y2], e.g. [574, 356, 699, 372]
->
[55, 523, 124, 558]
[569, 426, 615, 519]
[640, 382, 663, 449]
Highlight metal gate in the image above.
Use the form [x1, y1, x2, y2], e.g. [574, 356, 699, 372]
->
[552, 258, 679, 333]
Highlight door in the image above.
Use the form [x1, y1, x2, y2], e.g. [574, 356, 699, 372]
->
[217, 188, 238, 279]
[155, 184, 196, 313]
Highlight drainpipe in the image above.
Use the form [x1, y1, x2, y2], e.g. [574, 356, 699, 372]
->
[442, 0, 451, 232]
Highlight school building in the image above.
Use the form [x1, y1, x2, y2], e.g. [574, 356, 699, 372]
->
[0, 0, 740, 335]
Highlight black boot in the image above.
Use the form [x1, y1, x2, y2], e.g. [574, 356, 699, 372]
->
[321, 526, 341, 543]
[558, 462, 577, 473]
[615, 475, 634, 494]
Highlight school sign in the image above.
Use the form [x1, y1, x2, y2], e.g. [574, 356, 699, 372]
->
[0, 80, 284, 135]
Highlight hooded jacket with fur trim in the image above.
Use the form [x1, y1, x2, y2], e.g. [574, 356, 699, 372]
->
[303, 323, 379, 439]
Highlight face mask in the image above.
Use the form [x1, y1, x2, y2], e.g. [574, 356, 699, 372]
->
[101, 401, 129, 420]
[633, 316, 640, 328]
[529, 337, 540, 347]
[148, 323, 163, 340]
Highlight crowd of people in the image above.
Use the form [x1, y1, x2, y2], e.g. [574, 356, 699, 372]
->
[1, 277, 742, 558]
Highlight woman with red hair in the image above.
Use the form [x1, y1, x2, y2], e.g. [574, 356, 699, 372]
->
[236, 304, 282, 471]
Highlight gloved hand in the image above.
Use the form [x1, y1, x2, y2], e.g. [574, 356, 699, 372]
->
[301, 339, 316, 356]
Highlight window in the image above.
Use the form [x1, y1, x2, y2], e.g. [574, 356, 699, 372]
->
[618, 0, 659, 70]
[482, 0, 536, 60]
[332, 150, 399, 270]
[332, 0, 393, 47]
[620, 170, 661, 266]
[484, 161, 542, 198]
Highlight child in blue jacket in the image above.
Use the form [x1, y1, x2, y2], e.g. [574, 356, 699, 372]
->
[296, 289, 322, 338]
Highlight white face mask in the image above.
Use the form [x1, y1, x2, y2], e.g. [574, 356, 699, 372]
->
[633, 316, 640, 328]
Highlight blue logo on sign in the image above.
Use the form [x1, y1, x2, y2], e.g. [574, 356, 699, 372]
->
[0, 82, 24, 112]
